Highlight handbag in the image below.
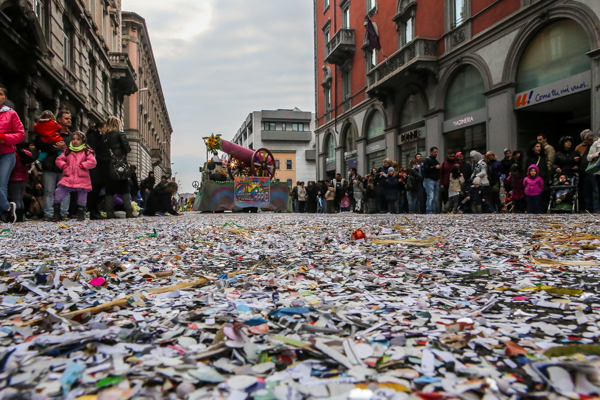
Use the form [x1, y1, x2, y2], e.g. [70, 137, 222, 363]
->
[106, 131, 132, 181]
[586, 157, 600, 175]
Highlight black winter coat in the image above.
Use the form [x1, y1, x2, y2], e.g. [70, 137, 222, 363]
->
[143, 185, 177, 216]
[87, 129, 111, 163]
[383, 175, 399, 201]
[104, 130, 131, 157]
[553, 150, 580, 176]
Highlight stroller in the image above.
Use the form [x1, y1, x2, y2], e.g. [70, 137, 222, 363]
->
[548, 173, 579, 213]
[502, 191, 514, 213]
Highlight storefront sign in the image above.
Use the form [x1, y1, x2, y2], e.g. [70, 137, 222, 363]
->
[366, 139, 386, 155]
[442, 108, 487, 132]
[514, 71, 592, 110]
[399, 129, 421, 143]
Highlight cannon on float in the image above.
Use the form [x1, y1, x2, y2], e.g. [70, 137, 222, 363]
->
[204, 135, 277, 180]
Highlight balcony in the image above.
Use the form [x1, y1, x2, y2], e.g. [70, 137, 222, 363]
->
[305, 150, 316, 161]
[109, 52, 138, 96]
[325, 29, 355, 66]
[261, 131, 312, 142]
[366, 38, 438, 94]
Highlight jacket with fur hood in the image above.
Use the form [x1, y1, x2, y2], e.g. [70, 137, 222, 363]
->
[523, 164, 544, 196]
[470, 151, 490, 186]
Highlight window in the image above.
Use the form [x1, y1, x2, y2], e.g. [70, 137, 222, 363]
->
[454, 0, 465, 27]
[89, 55, 97, 95]
[275, 159, 281, 169]
[342, 70, 351, 101]
[103, 74, 109, 107]
[367, 0, 377, 13]
[400, 93, 426, 127]
[286, 160, 293, 170]
[292, 123, 304, 132]
[516, 20, 591, 92]
[342, 6, 350, 29]
[405, 17, 414, 44]
[281, 123, 286, 131]
[366, 110, 385, 139]
[444, 65, 485, 120]
[366, 49, 377, 72]
[264, 122, 276, 130]
[63, 19, 74, 69]
[287, 179, 293, 188]
[34, 0, 45, 31]
[249, 143, 253, 150]
[324, 87, 331, 111]
[324, 0, 330, 10]
[326, 134, 336, 164]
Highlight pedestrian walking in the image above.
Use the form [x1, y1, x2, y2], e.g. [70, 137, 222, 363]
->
[104, 116, 133, 219]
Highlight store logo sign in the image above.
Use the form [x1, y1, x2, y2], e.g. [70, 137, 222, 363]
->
[453, 117, 474, 127]
[400, 129, 421, 143]
[514, 71, 592, 110]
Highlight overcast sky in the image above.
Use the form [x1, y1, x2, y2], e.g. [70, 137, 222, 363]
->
[121, 0, 315, 193]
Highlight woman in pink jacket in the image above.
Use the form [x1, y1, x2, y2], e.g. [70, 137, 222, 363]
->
[0, 86, 25, 223]
[54, 132, 97, 221]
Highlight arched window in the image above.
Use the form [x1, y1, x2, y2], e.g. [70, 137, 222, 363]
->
[400, 93, 426, 127]
[516, 19, 590, 92]
[325, 133, 336, 164]
[396, 0, 416, 48]
[366, 110, 385, 139]
[444, 65, 485, 120]
[343, 124, 357, 153]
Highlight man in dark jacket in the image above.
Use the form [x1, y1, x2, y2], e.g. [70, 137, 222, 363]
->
[331, 173, 347, 213]
[422, 147, 441, 214]
[36, 110, 72, 220]
[140, 172, 155, 206]
[130, 166, 140, 200]
[439, 151, 460, 207]
[143, 181, 179, 216]
[87, 122, 109, 219]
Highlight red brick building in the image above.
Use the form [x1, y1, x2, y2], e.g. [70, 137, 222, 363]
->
[314, 0, 600, 179]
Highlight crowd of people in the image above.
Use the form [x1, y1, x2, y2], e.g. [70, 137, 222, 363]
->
[290, 130, 600, 215]
[0, 86, 181, 223]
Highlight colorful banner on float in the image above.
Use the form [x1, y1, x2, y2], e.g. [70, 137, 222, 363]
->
[234, 177, 271, 208]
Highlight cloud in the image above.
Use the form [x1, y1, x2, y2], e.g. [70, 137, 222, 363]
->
[121, 0, 315, 193]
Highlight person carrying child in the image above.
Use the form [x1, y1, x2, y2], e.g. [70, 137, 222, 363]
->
[33, 111, 63, 162]
[523, 164, 544, 214]
[444, 164, 464, 213]
[53, 132, 97, 221]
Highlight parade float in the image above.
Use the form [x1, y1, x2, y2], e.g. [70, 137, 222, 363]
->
[193, 134, 289, 212]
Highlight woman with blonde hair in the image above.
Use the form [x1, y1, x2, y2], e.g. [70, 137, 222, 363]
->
[104, 116, 133, 218]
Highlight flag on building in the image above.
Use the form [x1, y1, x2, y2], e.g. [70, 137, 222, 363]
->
[364, 16, 381, 51]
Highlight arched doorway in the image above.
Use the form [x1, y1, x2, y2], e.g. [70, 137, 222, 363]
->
[443, 64, 487, 157]
[514, 19, 591, 149]
[342, 123, 357, 176]
[324, 132, 336, 179]
[365, 109, 387, 171]
[398, 93, 427, 170]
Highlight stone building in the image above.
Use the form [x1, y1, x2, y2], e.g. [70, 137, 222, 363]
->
[121, 12, 172, 180]
[313, 0, 600, 179]
[0, 0, 137, 136]
[231, 108, 316, 186]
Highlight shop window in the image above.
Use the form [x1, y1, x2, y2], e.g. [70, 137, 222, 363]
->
[400, 93, 426, 127]
[444, 65, 485, 120]
[367, 150, 386, 171]
[445, 123, 486, 159]
[286, 160, 293, 170]
[516, 19, 591, 92]
[325, 133, 336, 164]
[399, 138, 426, 170]
[366, 110, 385, 139]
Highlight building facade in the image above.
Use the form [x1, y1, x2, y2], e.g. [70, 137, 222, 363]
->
[0, 0, 137, 137]
[122, 12, 172, 180]
[314, 0, 600, 179]
[231, 108, 316, 186]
